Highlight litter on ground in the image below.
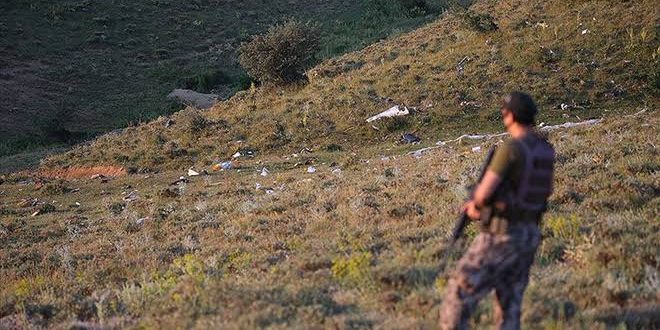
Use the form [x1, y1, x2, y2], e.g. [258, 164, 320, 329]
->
[366, 105, 410, 123]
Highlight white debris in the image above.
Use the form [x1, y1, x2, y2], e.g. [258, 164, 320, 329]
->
[260, 167, 270, 177]
[540, 119, 602, 131]
[332, 168, 342, 175]
[220, 161, 232, 170]
[581, 29, 590, 35]
[188, 168, 200, 176]
[409, 119, 603, 157]
[460, 101, 482, 108]
[307, 166, 317, 173]
[366, 105, 410, 123]
[232, 152, 242, 158]
[122, 191, 138, 202]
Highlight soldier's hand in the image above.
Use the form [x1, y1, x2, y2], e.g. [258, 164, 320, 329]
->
[463, 200, 481, 221]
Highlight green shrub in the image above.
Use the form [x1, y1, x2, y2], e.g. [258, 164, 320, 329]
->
[332, 252, 374, 287]
[238, 20, 321, 85]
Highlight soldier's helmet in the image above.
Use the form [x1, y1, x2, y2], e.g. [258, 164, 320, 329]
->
[502, 92, 538, 126]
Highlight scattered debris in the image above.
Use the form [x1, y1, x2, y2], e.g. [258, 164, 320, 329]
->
[260, 167, 270, 177]
[307, 166, 317, 173]
[122, 191, 138, 202]
[436, 132, 509, 146]
[171, 176, 189, 185]
[456, 56, 470, 75]
[232, 152, 242, 158]
[460, 101, 482, 108]
[581, 29, 590, 35]
[165, 118, 175, 128]
[212, 161, 233, 171]
[188, 168, 200, 176]
[402, 133, 421, 144]
[540, 119, 602, 131]
[32, 203, 56, 217]
[366, 105, 410, 123]
[409, 118, 604, 157]
[472, 146, 482, 153]
[332, 168, 342, 175]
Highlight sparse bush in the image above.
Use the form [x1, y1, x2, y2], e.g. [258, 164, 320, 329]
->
[332, 252, 374, 287]
[238, 20, 321, 85]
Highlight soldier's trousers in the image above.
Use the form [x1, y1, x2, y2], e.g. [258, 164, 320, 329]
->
[439, 223, 541, 330]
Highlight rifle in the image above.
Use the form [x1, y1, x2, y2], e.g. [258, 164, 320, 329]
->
[445, 147, 497, 252]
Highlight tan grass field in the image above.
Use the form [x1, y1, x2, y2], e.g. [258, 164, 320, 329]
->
[0, 0, 658, 328]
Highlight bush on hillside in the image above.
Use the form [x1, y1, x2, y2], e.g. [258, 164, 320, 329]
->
[238, 20, 321, 85]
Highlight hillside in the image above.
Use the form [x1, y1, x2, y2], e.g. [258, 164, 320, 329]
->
[0, 0, 455, 159]
[42, 0, 658, 173]
[0, 0, 659, 328]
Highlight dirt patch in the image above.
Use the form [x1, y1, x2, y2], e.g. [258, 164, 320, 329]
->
[35, 166, 127, 179]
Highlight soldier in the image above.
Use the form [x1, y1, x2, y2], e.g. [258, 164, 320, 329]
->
[439, 92, 555, 330]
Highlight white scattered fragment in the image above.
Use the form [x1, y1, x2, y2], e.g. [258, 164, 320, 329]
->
[221, 161, 233, 170]
[366, 105, 410, 123]
[122, 191, 138, 202]
[260, 167, 270, 177]
[409, 119, 603, 157]
[332, 168, 342, 175]
[460, 101, 482, 108]
[581, 29, 590, 35]
[255, 183, 262, 190]
[136, 218, 148, 225]
[266, 189, 275, 195]
[232, 152, 242, 158]
[307, 166, 317, 173]
[540, 119, 602, 131]
[90, 174, 105, 180]
[188, 168, 200, 176]
[561, 103, 570, 111]
[75, 202, 81, 207]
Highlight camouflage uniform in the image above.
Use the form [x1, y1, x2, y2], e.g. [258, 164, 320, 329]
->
[439, 222, 540, 330]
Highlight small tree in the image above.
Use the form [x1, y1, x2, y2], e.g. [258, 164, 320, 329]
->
[238, 20, 321, 85]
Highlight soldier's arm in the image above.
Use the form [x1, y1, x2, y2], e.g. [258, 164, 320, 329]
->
[473, 170, 502, 208]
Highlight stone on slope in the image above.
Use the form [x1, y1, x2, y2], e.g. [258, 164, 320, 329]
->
[167, 89, 219, 109]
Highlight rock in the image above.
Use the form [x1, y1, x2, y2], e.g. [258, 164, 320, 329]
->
[402, 133, 421, 144]
[167, 89, 219, 109]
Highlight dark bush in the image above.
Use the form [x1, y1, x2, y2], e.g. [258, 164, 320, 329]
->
[238, 20, 321, 85]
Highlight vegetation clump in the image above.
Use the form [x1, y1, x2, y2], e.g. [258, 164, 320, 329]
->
[238, 20, 321, 85]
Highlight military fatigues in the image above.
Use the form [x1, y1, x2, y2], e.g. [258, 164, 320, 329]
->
[440, 133, 552, 330]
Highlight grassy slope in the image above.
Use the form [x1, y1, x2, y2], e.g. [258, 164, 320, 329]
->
[43, 0, 658, 172]
[0, 112, 657, 329]
[0, 0, 452, 158]
[0, 0, 659, 328]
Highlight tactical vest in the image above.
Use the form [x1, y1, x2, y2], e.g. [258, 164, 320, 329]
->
[484, 135, 555, 234]
[510, 135, 555, 214]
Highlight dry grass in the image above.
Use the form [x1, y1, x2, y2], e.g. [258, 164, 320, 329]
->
[42, 0, 658, 173]
[1, 112, 658, 328]
[1, 0, 658, 328]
